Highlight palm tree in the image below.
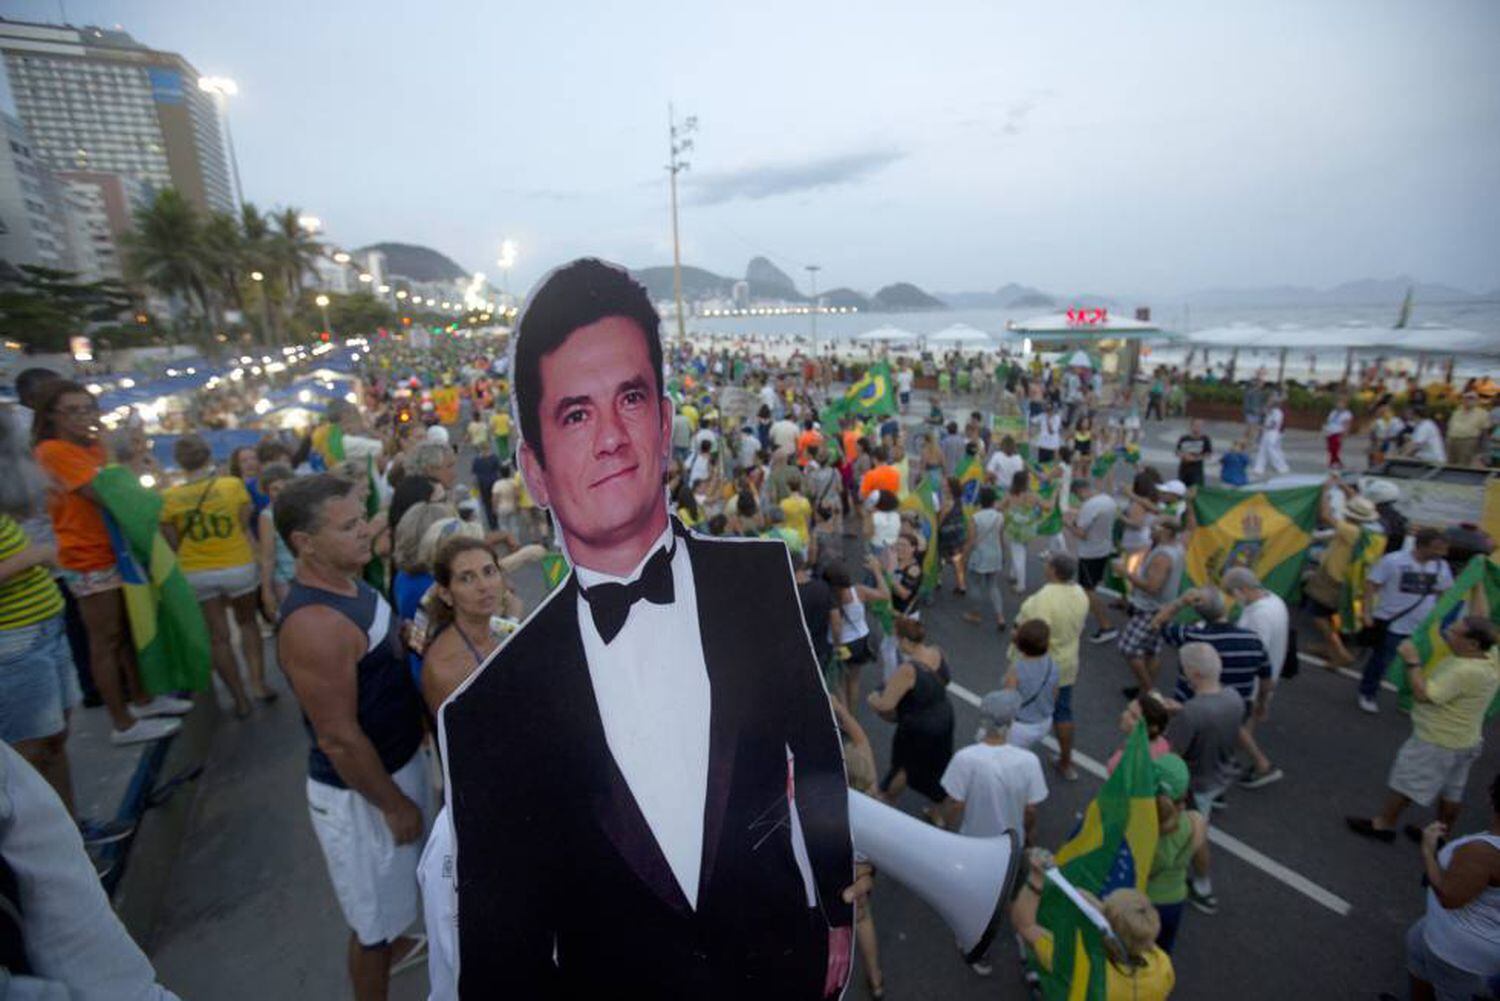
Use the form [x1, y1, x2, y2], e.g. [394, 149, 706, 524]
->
[201, 211, 248, 335]
[238, 202, 282, 344]
[123, 189, 213, 342]
[269, 207, 321, 317]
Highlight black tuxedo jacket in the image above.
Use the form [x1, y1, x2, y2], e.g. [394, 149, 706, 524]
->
[441, 523, 854, 999]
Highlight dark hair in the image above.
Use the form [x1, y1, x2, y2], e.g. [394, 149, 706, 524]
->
[15, 367, 59, 408]
[30, 379, 91, 445]
[275, 474, 356, 555]
[1491, 771, 1500, 816]
[259, 462, 295, 493]
[1010, 469, 1029, 495]
[429, 536, 499, 632]
[174, 434, 213, 472]
[1047, 551, 1078, 582]
[256, 439, 290, 464]
[707, 513, 728, 536]
[512, 259, 663, 467]
[894, 616, 925, 643]
[946, 476, 962, 503]
[1139, 693, 1171, 739]
[1460, 615, 1499, 653]
[1015, 618, 1051, 656]
[228, 446, 256, 478]
[1132, 471, 1159, 502]
[875, 489, 900, 512]
[978, 486, 997, 508]
[823, 562, 852, 590]
[1414, 527, 1446, 551]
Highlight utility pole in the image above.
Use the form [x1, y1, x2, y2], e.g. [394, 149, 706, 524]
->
[667, 104, 696, 344]
[805, 264, 821, 350]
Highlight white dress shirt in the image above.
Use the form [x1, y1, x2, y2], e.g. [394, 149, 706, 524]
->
[575, 524, 712, 908]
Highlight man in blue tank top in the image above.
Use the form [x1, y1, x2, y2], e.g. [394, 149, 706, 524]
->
[274, 475, 428, 1001]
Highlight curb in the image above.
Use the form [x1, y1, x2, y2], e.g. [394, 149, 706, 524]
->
[108, 692, 221, 950]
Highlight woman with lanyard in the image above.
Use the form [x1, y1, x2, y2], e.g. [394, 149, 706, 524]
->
[416, 536, 520, 1001]
[825, 556, 892, 712]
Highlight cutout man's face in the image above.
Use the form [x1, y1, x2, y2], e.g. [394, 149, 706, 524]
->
[520, 316, 671, 559]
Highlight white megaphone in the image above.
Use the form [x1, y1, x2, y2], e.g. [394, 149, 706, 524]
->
[847, 789, 1020, 963]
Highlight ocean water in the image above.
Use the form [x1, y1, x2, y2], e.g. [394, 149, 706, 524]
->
[683, 301, 1500, 379]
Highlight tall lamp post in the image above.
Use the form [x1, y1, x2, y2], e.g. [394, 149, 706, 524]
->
[315, 294, 333, 338]
[805, 264, 821, 350]
[666, 105, 697, 344]
[198, 76, 244, 210]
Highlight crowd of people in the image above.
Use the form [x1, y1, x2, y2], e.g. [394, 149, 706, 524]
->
[0, 314, 1496, 1001]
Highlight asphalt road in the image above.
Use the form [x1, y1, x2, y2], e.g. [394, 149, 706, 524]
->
[146, 408, 1499, 1000]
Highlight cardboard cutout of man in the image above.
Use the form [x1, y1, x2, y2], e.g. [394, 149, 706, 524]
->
[440, 259, 854, 998]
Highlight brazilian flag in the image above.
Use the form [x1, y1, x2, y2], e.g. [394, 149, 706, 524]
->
[825, 363, 897, 427]
[899, 471, 943, 595]
[92, 466, 211, 694]
[1185, 484, 1321, 603]
[540, 551, 570, 593]
[1032, 722, 1159, 1000]
[1390, 555, 1500, 718]
[325, 425, 386, 592]
[1338, 526, 1387, 632]
[955, 454, 985, 515]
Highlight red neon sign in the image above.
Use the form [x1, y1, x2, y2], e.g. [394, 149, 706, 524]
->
[1066, 308, 1109, 326]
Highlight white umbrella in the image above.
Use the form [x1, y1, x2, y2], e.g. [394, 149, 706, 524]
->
[928, 323, 993, 346]
[1067, 350, 1093, 368]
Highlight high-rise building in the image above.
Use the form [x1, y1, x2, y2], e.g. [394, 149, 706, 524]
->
[0, 111, 70, 271]
[54, 170, 152, 282]
[0, 19, 233, 215]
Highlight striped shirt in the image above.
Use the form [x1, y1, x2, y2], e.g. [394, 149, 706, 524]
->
[0, 515, 64, 631]
[1164, 620, 1270, 703]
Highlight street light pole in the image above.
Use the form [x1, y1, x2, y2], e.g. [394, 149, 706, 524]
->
[805, 264, 821, 350]
[315, 294, 334, 339]
[667, 104, 697, 344]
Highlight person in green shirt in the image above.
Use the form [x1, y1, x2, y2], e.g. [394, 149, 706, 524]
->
[1145, 754, 1207, 954]
[1347, 615, 1500, 843]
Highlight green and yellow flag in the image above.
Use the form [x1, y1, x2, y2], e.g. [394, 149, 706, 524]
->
[1033, 722, 1159, 1000]
[828, 362, 898, 422]
[92, 465, 210, 694]
[955, 454, 985, 515]
[899, 471, 943, 595]
[1389, 555, 1500, 718]
[1338, 526, 1388, 631]
[540, 551, 571, 593]
[1185, 484, 1321, 602]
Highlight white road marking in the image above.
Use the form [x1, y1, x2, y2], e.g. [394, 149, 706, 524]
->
[944, 680, 1354, 917]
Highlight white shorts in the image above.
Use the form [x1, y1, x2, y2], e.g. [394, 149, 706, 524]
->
[307, 752, 431, 946]
[419, 806, 458, 1001]
[1008, 718, 1052, 751]
[1388, 736, 1483, 808]
[185, 562, 258, 601]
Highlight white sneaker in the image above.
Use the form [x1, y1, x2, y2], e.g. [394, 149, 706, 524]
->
[110, 716, 182, 745]
[1357, 695, 1379, 714]
[130, 695, 194, 718]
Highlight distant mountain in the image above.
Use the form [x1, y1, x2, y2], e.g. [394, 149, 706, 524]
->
[745, 256, 806, 301]
[1186, 276, 1481, 307]
[356, 242, 468, 283]
[995, 282, 1055, 307]
[821, 287, 871, 310]
[873, 282, 946, 312]
[936, 283, 1056, 309]
[630, 265, 734, 302]
[1010, 292, 1057, 308]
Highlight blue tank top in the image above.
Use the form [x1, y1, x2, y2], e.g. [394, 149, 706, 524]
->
[280, 579, 424, 788]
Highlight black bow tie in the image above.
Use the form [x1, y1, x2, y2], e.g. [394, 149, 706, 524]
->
[581, 543, 676, 643]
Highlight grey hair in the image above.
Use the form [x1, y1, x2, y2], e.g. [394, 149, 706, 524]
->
[393, 501, 459, 575]
[107, 429, 140, 465]
[1220, 567, 1262, 594]
[1180, 642, 1222, 683]
[0, 408, 51, 519]
[407, 443, 452, 479]
[1194, 586, 1228, 622]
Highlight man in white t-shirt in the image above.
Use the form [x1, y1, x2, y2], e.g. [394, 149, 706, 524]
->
[1252, 393, 1291, 478]
[1403, 408, 1448, 465]
[985, 436, 1025, 489]
[939, 689, 1047, 843]
[897, 365, 915, 414]
[1068, 478, 1120, 643]
[1360, 528, 1453, 713]
[1222, 566, 1290, 790]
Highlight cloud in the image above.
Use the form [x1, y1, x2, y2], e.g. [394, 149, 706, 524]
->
[688, 148, 906, 205]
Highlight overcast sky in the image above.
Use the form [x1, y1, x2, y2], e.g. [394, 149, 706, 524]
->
[9, 0, 1499, 298]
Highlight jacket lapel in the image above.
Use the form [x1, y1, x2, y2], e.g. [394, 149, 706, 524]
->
[552, 575, 693, 917]
[681, 526, 743, 904]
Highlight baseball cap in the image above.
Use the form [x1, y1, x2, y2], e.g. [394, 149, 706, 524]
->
[1159, 479, 1188, 497]
[979, 689, 1021, 727]
[1153, 753, 1190, 801]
